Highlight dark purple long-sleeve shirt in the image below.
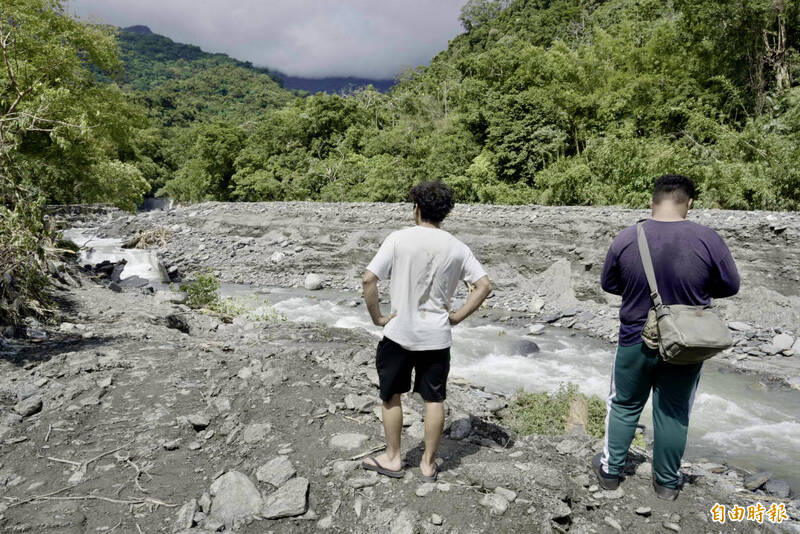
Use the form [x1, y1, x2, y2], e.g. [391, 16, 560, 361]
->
[601, 219, 740, 346]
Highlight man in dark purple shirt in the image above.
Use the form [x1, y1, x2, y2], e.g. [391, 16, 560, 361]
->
[593, 174, 740, 500]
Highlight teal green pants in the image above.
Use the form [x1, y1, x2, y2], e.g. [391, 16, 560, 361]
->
[601, 343, 703, 489]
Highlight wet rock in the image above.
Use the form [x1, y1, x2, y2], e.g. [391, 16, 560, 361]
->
[166, 314, 190, 334]
[479, 493, 509, 516]
[13, 395, 42, 417]
[329, 433, 368, 451]
[449, 417, 472, 440]
[187, 413, 210, 431]
[256, 456, 296, 487]
[772, 333, 795, 352]
[744, 471, 771, 491]
[262, 477, 309, 519]
[208, 471, 264, 527]
[528, 324, 546, 335]
[765, 478, 792, 498]
[304, 274, 324, 290]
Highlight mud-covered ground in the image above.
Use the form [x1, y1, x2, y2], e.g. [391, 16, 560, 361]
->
[0, 270, 796, 533]
[94, 202, 800, 387]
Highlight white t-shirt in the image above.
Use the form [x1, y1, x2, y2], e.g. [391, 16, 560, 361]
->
[366, 226, 487, 351]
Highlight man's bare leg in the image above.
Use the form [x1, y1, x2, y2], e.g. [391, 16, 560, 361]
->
[364, 393, 403, 471]
[420, 401, 445, 477]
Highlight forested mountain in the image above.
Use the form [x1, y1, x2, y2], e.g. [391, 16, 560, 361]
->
[162, 0, 800, 209]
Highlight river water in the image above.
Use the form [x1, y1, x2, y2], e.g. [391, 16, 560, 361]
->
[63, 229, 800, 492]
[227, 286, 800, 492]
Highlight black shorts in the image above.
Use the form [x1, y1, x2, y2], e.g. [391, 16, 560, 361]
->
[375, 337, 450, 402]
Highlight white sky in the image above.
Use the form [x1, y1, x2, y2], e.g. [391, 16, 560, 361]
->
[67, 0, 467, 79]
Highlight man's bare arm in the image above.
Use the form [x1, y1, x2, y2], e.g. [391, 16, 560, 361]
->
[362, 270, 396, 326]
[449, 275, 492, 325]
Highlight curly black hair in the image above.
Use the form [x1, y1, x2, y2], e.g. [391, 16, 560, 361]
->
[410, 181, 455, 224]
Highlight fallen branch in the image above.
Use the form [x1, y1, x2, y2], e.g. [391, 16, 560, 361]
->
[349, 445, 385, 461]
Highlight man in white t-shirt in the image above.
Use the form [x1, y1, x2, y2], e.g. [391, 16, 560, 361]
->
[361, 181, 492, 482]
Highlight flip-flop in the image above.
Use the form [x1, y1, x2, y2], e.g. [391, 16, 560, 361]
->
[362, 457, 405, 479]
[419, 463, 440, 483]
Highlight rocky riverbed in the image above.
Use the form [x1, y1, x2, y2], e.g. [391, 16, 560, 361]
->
[83, 201, 800, 388]
[0, 202, 798, 533]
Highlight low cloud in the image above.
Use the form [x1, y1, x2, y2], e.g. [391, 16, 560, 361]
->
[67, 0, 466, 79]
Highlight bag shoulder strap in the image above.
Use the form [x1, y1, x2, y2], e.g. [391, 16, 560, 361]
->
[636, 221, 664, 308]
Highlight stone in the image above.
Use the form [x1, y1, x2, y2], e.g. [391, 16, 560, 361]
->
[242, 423, 271, 444]
[728, 322, 751, 332]
[270, 251, 285, 262]
[595, 488, 625, 500]
[549, 501, 571, 520]
[16, 383, 39, 401]
[13, 396, 42, 417]
[329, 433, 368, 451]
[175, 499, 197, 531]
[634, 462, 652, 477]
[765, 478, 792, 498]
[407, 420, 425, 440]
[187, 413, 210, 431]
[317, 516, 334, 529]
[449, 417, 472, 440]
[303, 274, 324, 290]
[494, 487, 517, 502]
[635, 507, 652, 517]
[431, 513, 444, 525]
[744, 471, 771, 491]
[662, 522, 681, 532]
[486, 398, 506, 413]
[772, 333, 795, 352]
[604, 516, 622, 531]
[528, 324, 546, 335]
[163, 439, 181, 451]
[347, 474, 380, 489]
[256, 456, 296, 487]
[480, 493, 509, 516]
[564, 396, 588, 435]
[344, 394, 375, 413]
[416, 483, 436, 497]
[390, 511, 416, 534]
[208, 472, 264, 527]
[262, 477, 309, 519]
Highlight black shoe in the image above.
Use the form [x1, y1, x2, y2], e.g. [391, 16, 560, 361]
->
[592, 453, 620, 490]
[653, 480, 680, 500]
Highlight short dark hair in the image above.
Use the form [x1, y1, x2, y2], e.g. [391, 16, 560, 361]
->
[409, 181, 455, 223]
[652, 174, 696, 204]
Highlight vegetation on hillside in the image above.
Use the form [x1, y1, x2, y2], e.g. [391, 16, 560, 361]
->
[156, 0, 800, 210]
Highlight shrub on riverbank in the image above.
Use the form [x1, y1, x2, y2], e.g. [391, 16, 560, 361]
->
[505, 383, 606, 438]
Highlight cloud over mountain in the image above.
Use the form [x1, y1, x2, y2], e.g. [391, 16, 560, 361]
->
[67, 0, 466, 79]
